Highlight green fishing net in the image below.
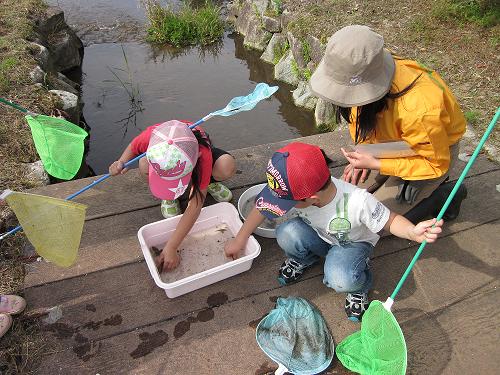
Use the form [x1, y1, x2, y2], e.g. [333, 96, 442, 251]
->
[26, 114, 88, 180]
[336, 300, 407, 375]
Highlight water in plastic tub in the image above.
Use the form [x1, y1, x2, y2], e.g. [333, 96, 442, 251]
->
[151, 223, 234, 283]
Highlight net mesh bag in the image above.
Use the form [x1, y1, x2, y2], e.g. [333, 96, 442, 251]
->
[256, 297, 334, 375]
[5, 191, 87, 267]
[336, 300, 407, 375]
[26, 114, 88, 180]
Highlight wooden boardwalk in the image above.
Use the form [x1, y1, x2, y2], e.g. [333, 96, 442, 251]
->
[25, 131, 500, 374]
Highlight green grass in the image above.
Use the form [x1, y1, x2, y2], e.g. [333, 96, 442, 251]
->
[465, 110, 481, 125]
[144, 0, 224, 47]
[272, 39, 289, 64]
[433, 0, 500, 27]
[272, 0, 283, 16]
[301, 40, 312, 65]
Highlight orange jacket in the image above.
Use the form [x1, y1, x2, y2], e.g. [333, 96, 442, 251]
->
[349, 58, 466, 180]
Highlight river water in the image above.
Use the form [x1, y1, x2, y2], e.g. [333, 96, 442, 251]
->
[48, 0, 316, 174]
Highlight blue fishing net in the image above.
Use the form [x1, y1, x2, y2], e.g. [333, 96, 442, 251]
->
[209, 83, 278, 117]
[256, 297, 334, 375]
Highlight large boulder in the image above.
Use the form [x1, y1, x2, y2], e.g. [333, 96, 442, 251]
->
[292, 81, 318, 110]
[306, 35, 326, 65]
[315, 98, 336, 128]
[274, 50, 299, 86]
[243, 19, 272, 51]
[49, 90, 80, 124]
[287, 32, 309, 69]
[25, 160, 51, 186]
[28, 42, 51, 71]
[30, 66, 45, 84]
[260, 33, 287, 64]
[262, 15, 281, 33]
[36, 6, 65, 35]
[48, 27, 84, 72]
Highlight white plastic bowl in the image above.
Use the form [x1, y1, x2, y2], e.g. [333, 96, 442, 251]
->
[138, 202, 261, 298]
[237, 183, 277, 238]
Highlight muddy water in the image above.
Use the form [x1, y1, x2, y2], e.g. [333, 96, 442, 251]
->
[48, 0, 317, 174]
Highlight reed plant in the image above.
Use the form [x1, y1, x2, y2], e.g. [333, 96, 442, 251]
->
[143, 0, 224, 47]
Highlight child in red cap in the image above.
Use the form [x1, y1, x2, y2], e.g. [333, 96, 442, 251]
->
[225, 142, 443, 321]
[109, 120, 236, 272]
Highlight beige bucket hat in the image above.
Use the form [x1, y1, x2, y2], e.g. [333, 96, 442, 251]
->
[310, 25, 395, 107]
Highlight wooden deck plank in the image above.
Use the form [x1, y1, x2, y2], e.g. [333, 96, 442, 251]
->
[23, 168, 500, 288]
[33, 251, 498, 374]
[28, 131, 498, 219]
[25, 217, 499, 355]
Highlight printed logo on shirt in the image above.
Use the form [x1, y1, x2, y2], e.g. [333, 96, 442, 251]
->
[255, 197, 287, 217]
[371, 202, 385, 223]
[327, 217, 351, 244]
[327, 192, 351, 244]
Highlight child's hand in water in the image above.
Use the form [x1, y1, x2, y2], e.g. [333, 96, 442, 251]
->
[224, 238, 245, 260]
[156, 246, 180, 272]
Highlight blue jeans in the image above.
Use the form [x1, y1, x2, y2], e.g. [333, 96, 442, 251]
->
[276, 217, 374, 293]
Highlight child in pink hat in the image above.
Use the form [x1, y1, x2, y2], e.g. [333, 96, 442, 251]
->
[109, 120, 236, 271]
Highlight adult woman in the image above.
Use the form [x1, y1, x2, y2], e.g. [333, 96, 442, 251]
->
[309, 25, 467, 222]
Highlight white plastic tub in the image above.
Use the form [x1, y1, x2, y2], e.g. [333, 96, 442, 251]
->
[138, 202, 261, 298]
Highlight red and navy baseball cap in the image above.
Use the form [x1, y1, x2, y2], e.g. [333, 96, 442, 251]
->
[256, 142, 331, 219]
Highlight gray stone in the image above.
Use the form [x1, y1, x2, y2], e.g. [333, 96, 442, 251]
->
[29, 42, 51, 71]
[243, 18, 272, 51]
[49, 90, 80, 124]
[287, 32, 308, 69]
[280, 9, 293, 30]
[252, 0, 270, 15]
[26, 160, 50, 186]
[57, 72, 79, 90]
[30, 66, 46, 84]
[232, 1, 255, 36]
[262, 15, 281, 33]
[49, 75, 78, 95]
[48, 28, 83, 72]
[37, 6, 65, 34]
[315, 98, 336, 127]
[274, 50, 299, 86]
[292, 81, 318, 110]
[306, 35, 326, 65]
[260, 33, 287, 64]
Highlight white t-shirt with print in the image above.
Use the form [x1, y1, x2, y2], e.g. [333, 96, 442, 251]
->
[295, 178, 391, 247]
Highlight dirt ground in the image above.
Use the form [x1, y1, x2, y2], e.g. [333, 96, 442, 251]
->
[283, 0, 500, 156]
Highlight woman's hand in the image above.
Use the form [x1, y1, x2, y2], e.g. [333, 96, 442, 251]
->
[342, 164, 371, 185]
[109, 160, 128, 176]
[341, 148, 381, 171]
[409, 218, 443, 243]
[156, 246, 181, 272]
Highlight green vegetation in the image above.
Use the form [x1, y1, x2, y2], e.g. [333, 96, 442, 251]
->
[272, 0, 283, 16]
[433, 0, 499, 27]
[301, 40, 312, 65]
[317, 119, 338, 133]
[1, 2, 58, 373]
[272, 39, 289, 64]
[144, 0, 224, 47]
[465, 110, 481, 125]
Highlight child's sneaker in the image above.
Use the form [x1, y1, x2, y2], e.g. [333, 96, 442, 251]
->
[278, 258, 309, 285]
[160, 199, 181, 219]
[345, 292, 369, 322]
[207, 182, 233, 202]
